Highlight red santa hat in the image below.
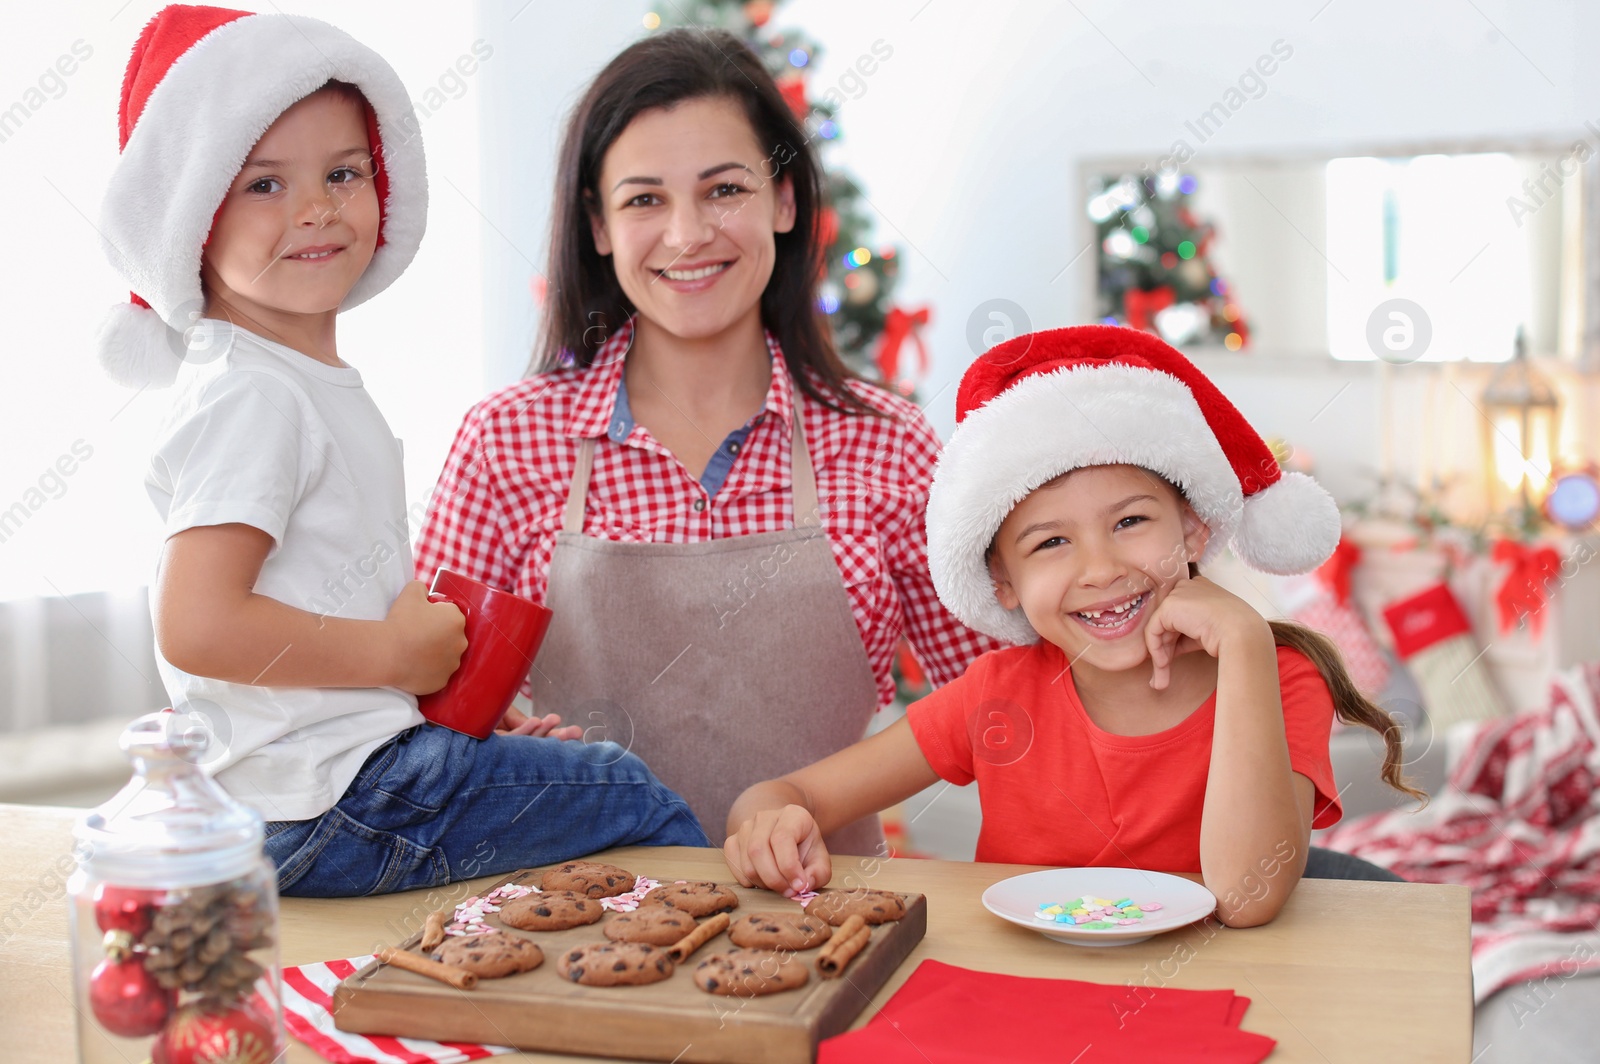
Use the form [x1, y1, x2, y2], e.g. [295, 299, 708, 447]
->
[927, 325, 1342, 644]
[97, 4, 427, 388]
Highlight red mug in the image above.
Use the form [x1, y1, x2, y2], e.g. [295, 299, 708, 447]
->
[415, 569, 554, 739]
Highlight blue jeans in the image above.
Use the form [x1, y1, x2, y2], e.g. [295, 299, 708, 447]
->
[262, 724, 709, 898]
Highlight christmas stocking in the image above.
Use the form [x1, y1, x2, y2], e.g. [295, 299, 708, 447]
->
[1382, 583, 1508, 731]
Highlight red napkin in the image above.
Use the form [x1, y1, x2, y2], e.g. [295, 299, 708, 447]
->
[818, 960, 1276, 1064]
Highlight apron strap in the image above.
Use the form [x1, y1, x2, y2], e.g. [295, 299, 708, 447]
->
[790, 389, 819, 528]
[563, 437, 596, 534]
[562, 380, 818, 533]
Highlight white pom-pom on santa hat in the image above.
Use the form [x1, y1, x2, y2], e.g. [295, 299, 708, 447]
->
[96, 4, 428, 388]
[96, 300, 183, 390]
[927, 324, 1341, 644]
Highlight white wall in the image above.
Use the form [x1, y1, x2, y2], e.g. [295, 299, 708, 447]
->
[473, 0, 1600, 508]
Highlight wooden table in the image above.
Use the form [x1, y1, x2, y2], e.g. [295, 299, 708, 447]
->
[1, 804, 1473, 1062]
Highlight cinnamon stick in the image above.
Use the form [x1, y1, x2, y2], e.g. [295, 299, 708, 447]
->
[376, 946, 478, 990]
[420, 910, 449, 952]
[816, 916, 869, 978]
[668, 911, 732, 962]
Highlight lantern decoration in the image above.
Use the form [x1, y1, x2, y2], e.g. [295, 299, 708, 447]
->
[1481, 329, 1560, 523]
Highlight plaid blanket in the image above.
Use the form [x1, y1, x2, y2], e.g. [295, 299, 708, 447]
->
[1320, 665, 1600, 1003]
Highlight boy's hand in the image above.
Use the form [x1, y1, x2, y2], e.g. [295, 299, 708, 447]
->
[496, 707, 584, 740]
[384, 581, 467, 694]
[1144, 574, 1271, 691]
[724, 805, 831, 897]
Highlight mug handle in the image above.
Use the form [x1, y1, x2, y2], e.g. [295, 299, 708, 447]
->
[427, 591, 469, 621]
[427, 568, 472, 621]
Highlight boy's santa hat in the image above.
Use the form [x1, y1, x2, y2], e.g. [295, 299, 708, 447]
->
[928, 325, 1342, 644]
[97, 4, 427, 388]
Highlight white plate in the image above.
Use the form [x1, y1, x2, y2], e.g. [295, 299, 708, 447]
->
[982, 868, 1216, 947]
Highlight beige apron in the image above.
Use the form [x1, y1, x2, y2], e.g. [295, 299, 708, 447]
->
[530, 390, 885, 857]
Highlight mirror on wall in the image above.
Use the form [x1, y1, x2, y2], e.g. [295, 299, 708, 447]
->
[1081, 140, 1599, 366]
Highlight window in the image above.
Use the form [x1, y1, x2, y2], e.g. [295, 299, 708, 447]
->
[1325, 153, 1543, 362]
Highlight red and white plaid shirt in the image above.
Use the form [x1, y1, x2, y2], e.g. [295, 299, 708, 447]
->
[413, 320, 1001, 707]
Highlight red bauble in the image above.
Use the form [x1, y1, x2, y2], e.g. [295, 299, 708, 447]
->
[88, 955, 175, 1038]
[94, 883, 160, 938]
[152, 1001, 280, 1064]
[776, 75, 809, 120]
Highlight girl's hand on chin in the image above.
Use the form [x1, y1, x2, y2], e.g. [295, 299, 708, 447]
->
[1142, 575, 1270, 690]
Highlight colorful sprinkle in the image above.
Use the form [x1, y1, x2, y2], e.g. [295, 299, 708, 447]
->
[1033, 893, 1165, 931]
[599, 876, 661, 912]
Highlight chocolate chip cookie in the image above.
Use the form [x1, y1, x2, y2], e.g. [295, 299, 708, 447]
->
[538, 860, 636, 899]
[639, 881, 740, 917]
[432, 931, 544, 978]
[694, 948, 810, 997]
[555, 942, 675, 987]
[808, 888, 907, 926]
[603, 908, 697, 946]
[499, 890, 604, 931]
[727, 911, 832, 951]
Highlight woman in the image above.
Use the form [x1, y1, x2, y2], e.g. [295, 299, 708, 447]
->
[415, 29, 997, 855]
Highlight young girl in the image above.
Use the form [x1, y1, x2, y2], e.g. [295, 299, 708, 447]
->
[97, 6, 705, 898]
[725, 325, 1421, 927]
[415, 28, 997, 853]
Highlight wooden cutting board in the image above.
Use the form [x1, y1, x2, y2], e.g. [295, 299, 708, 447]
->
[331, 867, 927, 1064]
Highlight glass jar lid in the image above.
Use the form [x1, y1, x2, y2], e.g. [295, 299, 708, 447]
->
[75, 711, 264, 887]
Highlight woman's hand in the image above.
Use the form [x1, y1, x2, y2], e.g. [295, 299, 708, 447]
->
[724, 805, 832, 897]
[1143, 575, 1271, 691]
[496, 707, 584, 740]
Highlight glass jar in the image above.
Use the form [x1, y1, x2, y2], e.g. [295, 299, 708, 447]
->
[67, 711, 284, 1064]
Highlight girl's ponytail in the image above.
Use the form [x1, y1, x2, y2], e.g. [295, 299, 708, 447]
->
[1268, 620, 1428, 804]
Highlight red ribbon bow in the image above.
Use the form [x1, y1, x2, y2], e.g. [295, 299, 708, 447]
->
[1314, 537, 1362, 607]
[1491, 539, 1563, 637]
[777, 75, 809, 120]
[876, 305, 931, 394]
[1123, 285, 1175, 333]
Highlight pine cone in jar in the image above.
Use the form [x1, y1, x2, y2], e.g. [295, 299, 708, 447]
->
[140, 881, 273, 1005]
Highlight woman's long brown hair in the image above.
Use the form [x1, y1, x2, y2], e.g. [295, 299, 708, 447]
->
[534, 28, 880, 417]
[1268, 619, 1428, 803]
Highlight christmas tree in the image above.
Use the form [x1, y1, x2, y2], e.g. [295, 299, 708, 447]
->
[1091, 171, 1250, 350]
[649, 0, 926, 399]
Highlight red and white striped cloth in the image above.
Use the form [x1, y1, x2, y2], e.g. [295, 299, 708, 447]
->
[283, 955, 512, 1064]
[1320, 664, 1600, 1003]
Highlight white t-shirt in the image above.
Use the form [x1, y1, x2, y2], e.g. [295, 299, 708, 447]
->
[146, 321, 423, 822]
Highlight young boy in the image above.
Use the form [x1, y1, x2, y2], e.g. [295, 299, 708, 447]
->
[98, 6, 706, 897]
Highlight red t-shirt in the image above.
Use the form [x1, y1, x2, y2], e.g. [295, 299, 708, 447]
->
[907, 642, 1343, 872]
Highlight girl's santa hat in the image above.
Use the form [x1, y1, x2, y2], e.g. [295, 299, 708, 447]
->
[97, 4, 427, 388]
[928, 325, 1342, 644]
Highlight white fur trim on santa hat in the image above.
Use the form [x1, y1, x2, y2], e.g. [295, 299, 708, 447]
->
[97, 13, 427, 388]
[927, 362, 1340, 644]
